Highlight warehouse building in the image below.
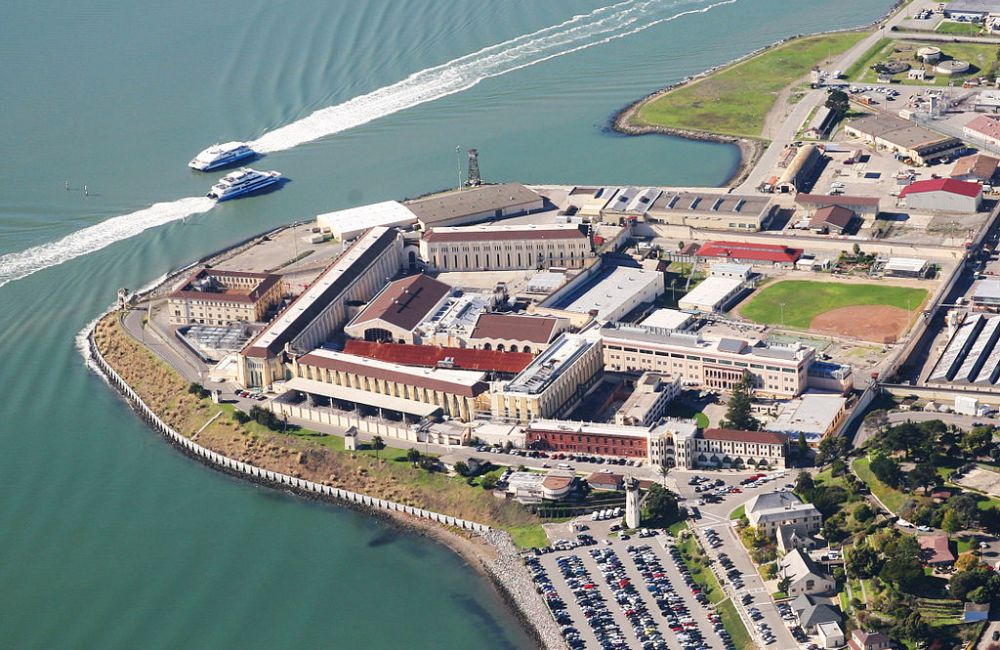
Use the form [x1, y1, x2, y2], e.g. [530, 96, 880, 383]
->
[677, 276, 746, 313]
[168, 268, 283, 326]
[316, 200, 418, 241]
[419, 223, 592, 271]
[696, 241, 803, 268]
[795, 193, 880, 221]
[344, 274, 453, 344]
[975, 280, 1000, 308]
[898, 178, 983, 213]
[883, 257, 930, 279]
[238, 227, 403, 389]
[290, 348, 489, 421]
[599, 186, 663, 221]
[466, 313, 569, 354]
[944, 0, 1000, 20]
[809, 205, 856, 234]
[964, 114, 1000, 149]
[405, 183, 544, 229]
[543, 264, 664, 322]
[490, 331, 603, 423]
[843, 113, 962, 165]
[644, 192, 776, 231]
[950, 153, 999, 183]
[765, 393, 848, 443]
[928, 312, 1000, 385]
[777, 144, 824, 193]
[601, 324, 814, 398]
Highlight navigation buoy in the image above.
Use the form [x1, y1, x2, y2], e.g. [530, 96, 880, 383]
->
[64, 180, 69, 190]
[84, 185, 89, 196]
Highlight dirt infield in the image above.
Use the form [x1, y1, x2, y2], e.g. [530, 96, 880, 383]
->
[810, 305, 911, 343]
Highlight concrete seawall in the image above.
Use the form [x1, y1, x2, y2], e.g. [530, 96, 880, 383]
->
[84, 314, 567, 649]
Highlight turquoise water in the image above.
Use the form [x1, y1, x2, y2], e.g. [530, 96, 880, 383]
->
[0, 0, 889, 647]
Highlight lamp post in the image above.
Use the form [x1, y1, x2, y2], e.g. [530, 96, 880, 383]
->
[455, 145, 462, 189]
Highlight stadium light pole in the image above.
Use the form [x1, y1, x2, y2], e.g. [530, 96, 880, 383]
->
[779, 302, 786, 329]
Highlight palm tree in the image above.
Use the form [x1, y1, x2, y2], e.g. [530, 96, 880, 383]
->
[372, 435, 385, 461]
[659, 464, 671, 486]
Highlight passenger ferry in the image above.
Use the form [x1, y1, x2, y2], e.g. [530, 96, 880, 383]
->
[189, 142, 257, 171]
[206, 168, 283, 201]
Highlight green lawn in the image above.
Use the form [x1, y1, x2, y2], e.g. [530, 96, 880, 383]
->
[507, 524, 548, 549]
[848, 39, 1000, 86]
[677, 533, 726, 604]
[739, 280, 927, 330]
[717, 598, 754, 650]
[936, 21, 983, 35]
[633, 32, 866, 138]
[730, 505, 745, 520]
[665, 401, 709, 428]
[667, 520, 689, 536]
[853, 456, 906, 513]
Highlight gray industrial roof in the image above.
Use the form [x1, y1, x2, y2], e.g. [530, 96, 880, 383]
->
[846, 113, 959, 152]
[405, 183, 541, 226]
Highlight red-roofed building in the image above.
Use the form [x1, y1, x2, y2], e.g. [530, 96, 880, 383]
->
[964, 114, 1000, 149]
[691, 429, 789, 469]
[898, 178, 983, 213]
[466, 313, 570, 354]
[917, 535, 955, 566]
[697, 241, 802, 268]
[342, 340, 533, 376]
[847, 629, 893, 650]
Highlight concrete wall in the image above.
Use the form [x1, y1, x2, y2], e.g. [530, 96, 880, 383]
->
[87, 322, 491, 534]
[269, 400, 424, 442]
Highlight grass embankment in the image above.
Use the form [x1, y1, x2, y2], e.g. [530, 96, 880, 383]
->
[94, 313, 543, 544]
[632, 32, 866, 139]
[717, 598, 754, 650]
[739, 280, 927, 329]
[847, 38, 1000, 86]
[936, 21, 983, 36]
[729, 505, 745, 521]
[675, 532, 725, 604]
[852, 456, 906, 513]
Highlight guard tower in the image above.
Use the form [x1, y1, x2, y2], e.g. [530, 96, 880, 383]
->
[344, 426, 359, 451]
[624, 476, 641, 529]
[465, 148, 481, 187]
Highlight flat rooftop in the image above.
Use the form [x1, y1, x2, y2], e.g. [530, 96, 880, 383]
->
[648, 191, 770, 217]
[846, 112, 959, 152]
[423, 222, 586, 243]
[602, 324, 810, 363]
[316, 200, 417, 236]
[502, 332, 597, 396]
[528, 419, 652, 438]
[545, 264, 661, 320]
[284, 377, 441, 417]
[678, 276, 744, 310]
[639, 308, 692, 331]
[405, 183, 541, 226]
[766, 394, 847, 439]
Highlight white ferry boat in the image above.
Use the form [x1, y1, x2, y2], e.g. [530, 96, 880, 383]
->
[206, 168, 283, 201]
[189, 142, 257, 171]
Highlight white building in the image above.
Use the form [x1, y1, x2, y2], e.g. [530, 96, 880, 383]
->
[639, 308, 693, 331]
[779, 549, 835, 597]
[765, 393, 848, 444]
[746, 492, 822, 537]
[678, 276, 746, 313]
[615, 372, 681, 426]
[316, 200, 418, 241]
[548, 265, 664, 323]
[817, 622, 845, 650]
[898, 178, 983, 213]
[710, 262, 752, 280]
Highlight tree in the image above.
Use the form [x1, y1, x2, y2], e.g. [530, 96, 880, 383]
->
[854, 503, 875, 523]
[955, 553, 985, 573]
[831, 458, 847, 477]
[949, 569, 992, 601]
[870, 453, 902, 488]
[864, 409, 890, 433]
[418, 456, 437, 472]
[761, 562, 778, 580]
[453, 461, 470, 477]
[826, 88, 850, 114]
[371, 435, 385, 461]
[795, 471, 816, 499]
[880, 535, 924, 594]
[720, 372, 760, 431]
[798, 431, 809, 459]
[846, 544, 882, 579]
[658, 464, 671, 486]
[961, 426, 994, 459]
[822, 517, 848, 544]
[942, 509, 964, 534]
[777, 576, 792, 594]
[644, 484, 680, 524]
[816, 435, 849, 466]
[481, 475, 498, 490]
[907, 461, 939, 495]
[852, 242, 862, 257]
[406, 448, 421, 466]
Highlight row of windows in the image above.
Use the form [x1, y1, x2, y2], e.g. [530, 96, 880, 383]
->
[433, 240, 587, 253]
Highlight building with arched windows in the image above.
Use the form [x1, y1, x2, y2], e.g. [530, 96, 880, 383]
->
[419, 223, 593, 272]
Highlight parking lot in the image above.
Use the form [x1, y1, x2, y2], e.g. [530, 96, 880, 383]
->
[528, 533, 732, 650]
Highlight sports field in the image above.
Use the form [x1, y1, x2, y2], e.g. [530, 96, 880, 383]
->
[738, 280, 927, 342]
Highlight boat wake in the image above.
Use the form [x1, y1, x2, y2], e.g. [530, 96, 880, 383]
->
[0, 0, 736, 290]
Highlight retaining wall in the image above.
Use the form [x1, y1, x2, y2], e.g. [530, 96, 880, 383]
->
[86, 323, 491, 535]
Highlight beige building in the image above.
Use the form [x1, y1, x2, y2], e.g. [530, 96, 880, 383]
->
[405, 182, 545, 230]
[490, 332, 603, 423]
[168, 268, 283, 326]
[291, 349, 488, 421]
[645, 192, 775, 231]
[844, 113, 962, 166]
[601, 324, 813, 398]
[419, 223, 593, 272]
[238, 227, 403, 389]
[687, 428, 789, 469]
[746, 492, 823, 537]
[466, 313, 569, 354]
[615, 373, 681, 426]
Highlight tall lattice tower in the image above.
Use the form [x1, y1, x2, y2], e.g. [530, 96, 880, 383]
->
[465, 148, 481, 187]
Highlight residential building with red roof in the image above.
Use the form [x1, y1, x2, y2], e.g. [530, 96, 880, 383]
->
[847, 629, 893, 650]
[696, 241, 803, 268]
[344, 274, 453, 345]
[342, 340, 533, 376]
[898, 178, 983, 213]
[917, 535, 955, 566]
